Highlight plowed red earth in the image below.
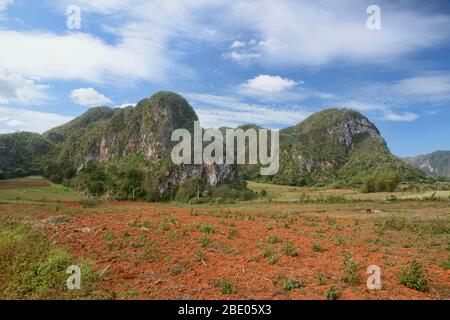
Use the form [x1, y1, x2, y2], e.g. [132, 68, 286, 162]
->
[11, 202, 450, 300]
[0, 180, 51, 189]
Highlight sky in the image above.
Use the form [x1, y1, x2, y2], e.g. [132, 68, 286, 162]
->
[0, 0, 449, 157]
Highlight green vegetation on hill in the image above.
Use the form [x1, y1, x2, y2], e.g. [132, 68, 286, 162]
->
[44, 106, 117, 143]
[0, 94, 431, 199]
[0, 132, 52, 179]
[238, 108, 427, 188]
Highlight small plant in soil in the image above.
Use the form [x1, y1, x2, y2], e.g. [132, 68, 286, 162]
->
[195, 251, 205, 262]
[325, 286, 340, 300]
[141, 240, 158, 262]
[213, 278, 236, 295]
[266, 235, 281, 244]
[317, 273, 328, 286]
[227, 229, 239, 239]
[399, 260, 429, 292]
[282, 239, 298, 257]
[199, 236, 211, 248]
[198, 224, 216, 234]
[312, 241, 325, 252]
[261, 246, 279, 265]
[342, 252, 361, 284]
[275, 275, 304, 292]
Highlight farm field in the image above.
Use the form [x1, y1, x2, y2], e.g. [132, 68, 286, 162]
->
[0, 177, 449, 300]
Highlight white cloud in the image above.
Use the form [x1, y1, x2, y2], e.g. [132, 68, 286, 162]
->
[347, 73, 450, 110]
[0, 106, 73, 133]
[224, 0, 450, 67]
[223, 51, 261, 63]
[0, 31, 171, 83]
[2, 0, 447, 85]
[237, 74, 332, 102]
[112, 102, 136, 109]
[185, 93, 311, 128]
[70, 88, 112, 106]
[240, 75, 298, 94]
[383, 111, 418, 122]
[58, 0, 133, 14]
[335, 100, 419, 122]
[0, 68, 49, 105]
[230, 40, 246, 49]
[391, 74, 450, 100]
[0, 0, 13, 13]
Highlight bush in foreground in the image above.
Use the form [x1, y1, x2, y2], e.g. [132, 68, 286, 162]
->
[399, 260, 429, 292]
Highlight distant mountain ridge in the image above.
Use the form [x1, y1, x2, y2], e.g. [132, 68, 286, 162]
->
[404, 150, 450, 178]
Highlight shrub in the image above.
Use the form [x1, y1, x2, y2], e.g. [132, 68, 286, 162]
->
[175, 177, 205, 203]
[361, 171, 401, 193]
[189, 197, 208, 205]
[211, 182, 256, 202]
[399, 260, 429, 292]
[79, 198, 98, 208]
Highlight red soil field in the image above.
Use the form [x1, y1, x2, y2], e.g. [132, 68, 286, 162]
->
[11, 201, 447, 300]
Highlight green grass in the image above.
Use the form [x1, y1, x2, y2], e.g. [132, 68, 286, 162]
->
[440, 259, 450, 270]
[0, 215, 97, 299]
[0, 177, 81, 202]
[246, 180, 450, 203]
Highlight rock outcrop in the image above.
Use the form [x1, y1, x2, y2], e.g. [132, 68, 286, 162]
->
[49, 92, 237, 194]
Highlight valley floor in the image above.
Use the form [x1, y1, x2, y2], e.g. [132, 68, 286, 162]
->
[0, 177, 449, 300]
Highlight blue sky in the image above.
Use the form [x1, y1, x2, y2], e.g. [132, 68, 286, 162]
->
[0, 0, 449, 157]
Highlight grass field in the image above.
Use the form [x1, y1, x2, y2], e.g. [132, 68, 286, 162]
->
[0, 176, 82, 202]
[0, 177, 449, 300]
[246, 181, 450, 202]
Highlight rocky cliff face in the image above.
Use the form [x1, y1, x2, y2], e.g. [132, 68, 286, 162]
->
[52, 92, 237, 194]
[264, 108, 423, 186]
[405, 151, 450, 178]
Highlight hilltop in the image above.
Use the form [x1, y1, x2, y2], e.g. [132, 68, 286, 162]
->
[239, 108, 426, 187]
